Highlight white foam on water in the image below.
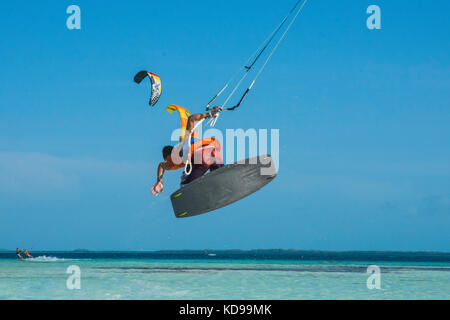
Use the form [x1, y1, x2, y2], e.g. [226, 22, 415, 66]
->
[27, 255, 67, 262]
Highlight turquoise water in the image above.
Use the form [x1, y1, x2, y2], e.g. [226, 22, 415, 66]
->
[0, 252, 449, 299]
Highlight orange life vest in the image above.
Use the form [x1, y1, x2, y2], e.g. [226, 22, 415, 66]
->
[165, 137, 221, 171]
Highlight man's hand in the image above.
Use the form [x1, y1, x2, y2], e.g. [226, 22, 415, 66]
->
[211, 106, 222, 117]
[151, 180, 164, 196]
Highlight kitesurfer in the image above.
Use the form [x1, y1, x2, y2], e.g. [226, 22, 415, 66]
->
[24, 249, 33, 258]
[16, 248, 24, 261]
[151, 107, 224, 196]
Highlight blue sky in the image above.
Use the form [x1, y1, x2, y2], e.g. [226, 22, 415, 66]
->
[0, 0, 449, 251]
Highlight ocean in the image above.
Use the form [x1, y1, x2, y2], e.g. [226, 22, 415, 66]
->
[0, 250, 449, 300]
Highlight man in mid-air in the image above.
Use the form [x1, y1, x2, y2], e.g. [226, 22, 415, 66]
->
[151, 107, 223, 196]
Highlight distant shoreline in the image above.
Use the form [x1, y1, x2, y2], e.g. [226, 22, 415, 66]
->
[1, 249, 449, 263]
[0, 249, 449, 254]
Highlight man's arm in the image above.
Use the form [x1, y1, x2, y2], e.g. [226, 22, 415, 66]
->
[157, 163, 164, 183]
[185, 112, 211, 135]
[184, 107, 221, 138]
[152, 161, 170, 196]
[156, 161, 168, 182]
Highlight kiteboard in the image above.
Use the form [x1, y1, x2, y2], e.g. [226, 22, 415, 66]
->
[170, 154, 277, 218]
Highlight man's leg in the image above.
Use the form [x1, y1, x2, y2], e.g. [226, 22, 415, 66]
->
[209, 149, 224, 171]
[209, 163, 224, 171]
[181, 164, 209, 185]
